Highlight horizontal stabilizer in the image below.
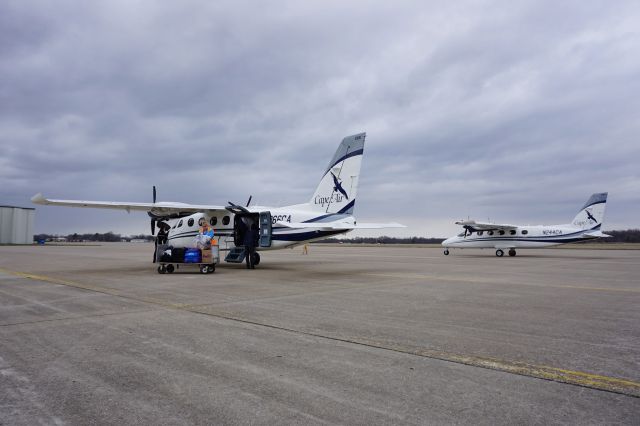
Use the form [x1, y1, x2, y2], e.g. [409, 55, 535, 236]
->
[584, 231, 611, 238]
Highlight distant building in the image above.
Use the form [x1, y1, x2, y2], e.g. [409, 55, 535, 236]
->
[0, 205, 35, 244]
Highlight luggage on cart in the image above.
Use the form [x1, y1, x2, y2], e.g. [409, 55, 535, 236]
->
[155, 242, 220, 275]
[184, 248, 201, 263]
[171, 247, 186, 263]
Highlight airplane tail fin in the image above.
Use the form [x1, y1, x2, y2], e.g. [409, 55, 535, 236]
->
[571, 192, 608, 229]
[307, 133, 365, 214]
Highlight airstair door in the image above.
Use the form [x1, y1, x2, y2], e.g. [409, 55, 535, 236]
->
[259, 211, 272, 247]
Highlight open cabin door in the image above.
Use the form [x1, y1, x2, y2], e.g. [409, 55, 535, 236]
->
[259, 211, 272, 247]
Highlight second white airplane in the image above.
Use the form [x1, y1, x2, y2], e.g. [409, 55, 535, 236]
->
[442, 193, 609, 257]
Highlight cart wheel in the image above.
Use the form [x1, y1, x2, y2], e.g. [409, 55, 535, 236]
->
[251, 252, 260, 266]
[207, 265, 215, 274]
[166, 264, 175, 273]
[157, 265, 166, 274]
[200, 265, 208, 274]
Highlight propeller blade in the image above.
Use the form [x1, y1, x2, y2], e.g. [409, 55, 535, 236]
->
[246, 195, 252, 207]
[151, 218, 156, 235]
[153, 185, 157, 203]
[227, 201, 249, 213]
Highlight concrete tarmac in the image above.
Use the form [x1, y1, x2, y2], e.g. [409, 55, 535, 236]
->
[0, 243, 639, 425]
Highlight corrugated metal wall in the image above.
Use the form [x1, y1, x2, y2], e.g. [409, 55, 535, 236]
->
[0, 207, 35, 244]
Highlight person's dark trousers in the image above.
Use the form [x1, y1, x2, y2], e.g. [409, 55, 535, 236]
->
[245, 246, 255, 269]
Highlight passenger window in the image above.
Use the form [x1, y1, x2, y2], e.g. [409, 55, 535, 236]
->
[210, 217, 217, 226]
[488, 231, 494, 236]
[510, 230, 516, 235]
[478, 231, 483, 236]
[188, 218, 194, 227]
[222, 216, 230, 225]
[499, 230, 505, 235]
[522, 230, 528, 235]
[178, 220, 183, 228]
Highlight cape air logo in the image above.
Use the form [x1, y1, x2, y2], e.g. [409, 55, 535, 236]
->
[313, 172, 349, 207]
[585, 208, 597, 224]
[330, 172, 349, 200]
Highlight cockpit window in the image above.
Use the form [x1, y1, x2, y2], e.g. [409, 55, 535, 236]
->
[178, 220, 183, 228]
[457, 232, 465, 237]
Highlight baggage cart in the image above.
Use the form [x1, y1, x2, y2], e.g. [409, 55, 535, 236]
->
[155, 244, 220, 274]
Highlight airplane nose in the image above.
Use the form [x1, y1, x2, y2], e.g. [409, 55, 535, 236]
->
[442, 238, 452, 247]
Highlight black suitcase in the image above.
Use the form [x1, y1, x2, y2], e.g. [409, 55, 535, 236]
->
[171, 247, 186, 263]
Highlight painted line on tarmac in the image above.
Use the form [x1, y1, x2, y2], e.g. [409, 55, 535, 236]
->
[2, 267, 639, 398]
[365, 272, 640, 293]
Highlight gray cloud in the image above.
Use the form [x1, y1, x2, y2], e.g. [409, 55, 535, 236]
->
[1, 0, 639, 237]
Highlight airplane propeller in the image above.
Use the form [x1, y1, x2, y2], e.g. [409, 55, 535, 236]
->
[226, 201, 249, 214]
[246, 195, 252, 207]
[150, 185, 157, 235]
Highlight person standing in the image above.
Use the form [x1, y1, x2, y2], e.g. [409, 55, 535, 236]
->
[243, 223, 258, 269]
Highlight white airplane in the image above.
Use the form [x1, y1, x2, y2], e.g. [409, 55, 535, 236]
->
[32, 133, 404, 266]
[441, 193, 610, 257]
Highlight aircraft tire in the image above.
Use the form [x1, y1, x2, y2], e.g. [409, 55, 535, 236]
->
[166, 264, 175, 273]
[252, 252, 260, 266]
[443, 249, 449, 256]
[508, 249, 516, 257]
[157, 265, 166, 274]
[496, 249, 504, 257]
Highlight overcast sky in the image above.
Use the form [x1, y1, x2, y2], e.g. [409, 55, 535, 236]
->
[1, 0, 639, 237]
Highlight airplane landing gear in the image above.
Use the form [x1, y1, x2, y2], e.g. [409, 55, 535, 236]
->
[443, 249, 450, 256]
[508, 249, 516, 257]
[495, 249, 504, 257]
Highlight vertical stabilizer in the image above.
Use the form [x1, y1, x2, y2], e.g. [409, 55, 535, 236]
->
[308, 133, 365, 214]
[571, 192, 608, 229]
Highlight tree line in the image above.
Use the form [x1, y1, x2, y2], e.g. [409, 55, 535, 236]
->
[33, 232, 154, 242]
[33, 229, 640, 244]
[318, 229, 640, 244]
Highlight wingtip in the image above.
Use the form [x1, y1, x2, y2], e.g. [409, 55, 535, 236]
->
[31, 193, 46, 204]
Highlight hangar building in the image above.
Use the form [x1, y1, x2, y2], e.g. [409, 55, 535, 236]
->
[0, 205, 35, 244]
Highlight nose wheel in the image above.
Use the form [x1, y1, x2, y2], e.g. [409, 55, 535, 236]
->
[443, 249, 450, 256]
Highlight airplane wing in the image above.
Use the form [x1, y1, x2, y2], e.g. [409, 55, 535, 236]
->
[277, 220, 405, 230]
[31, 193, 227, 214]
[455, 220, 518, 231]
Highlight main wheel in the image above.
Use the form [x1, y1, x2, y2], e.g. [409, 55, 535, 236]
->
[508, 249, 516, 257]
[496, 249, 504, 257]
[443, 249, 450, 256]
[166, 264, 175, 273]
[251, 252, 260, 266]
[157, 265, 166, 274]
